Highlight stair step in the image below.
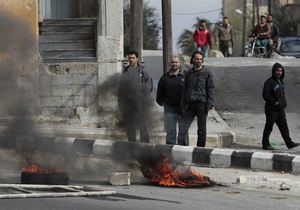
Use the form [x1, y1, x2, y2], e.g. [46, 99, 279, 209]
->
[39, 18, 97, 63]
[39, 41, 95, 50]
[41, 25, 94, 33]
[40, 49, 95, 58]
[39, 33, 94, 41]
[42, 57, 97, 63]
[43, 18, 96, 26]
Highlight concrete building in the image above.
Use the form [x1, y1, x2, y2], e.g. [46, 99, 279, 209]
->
[0, 0, 123, 119]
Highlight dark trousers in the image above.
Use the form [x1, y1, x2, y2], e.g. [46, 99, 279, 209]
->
[124, 110, 149, 143]
[262, 107, 293, 148]
[178, 101, 208, 147]
[219, 41, 232, 57]
[164, 104, 189, 145]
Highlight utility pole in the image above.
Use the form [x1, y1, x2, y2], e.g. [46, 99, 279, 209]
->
[162, 0, 172, 74]
[130, 0, 143, 62]
[256, 0, 260, 23]
[242, 0, 247, 56]
[252, 0, 255, 27]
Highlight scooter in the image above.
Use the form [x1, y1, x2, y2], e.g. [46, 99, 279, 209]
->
[244, 35, 267, 58]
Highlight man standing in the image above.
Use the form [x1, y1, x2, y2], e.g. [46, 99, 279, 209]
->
[267, 15, 279, 52]
[262, 62, 300, 150]
[156, 55, 188, 145]
[192, 20, 212, 58]
[215, 17, 234, 57]
[249, 15, 271, 57]
[118, 50, 152, 143]
[178, 51, 214, 147]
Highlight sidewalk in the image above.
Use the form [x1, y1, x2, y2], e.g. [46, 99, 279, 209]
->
[0, 108, 299, 174]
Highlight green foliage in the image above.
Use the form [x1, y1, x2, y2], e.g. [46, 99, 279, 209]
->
[123, 1, 161, 54]
[177, 29, 196, 56]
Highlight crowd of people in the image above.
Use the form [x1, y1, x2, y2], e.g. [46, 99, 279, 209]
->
[117, 15, 299, 151]
[119, 50, 214, 148]
[192, 15, 279, 58]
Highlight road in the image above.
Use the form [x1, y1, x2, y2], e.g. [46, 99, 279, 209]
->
[206, 58, 300, 152]
[1, 148, 300, 210]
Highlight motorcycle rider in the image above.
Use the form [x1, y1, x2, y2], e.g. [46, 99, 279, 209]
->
[267, 15, 279, 53]
[249, 15, 271, 57]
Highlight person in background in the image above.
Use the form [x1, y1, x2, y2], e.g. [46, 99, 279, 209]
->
[156, 55, 189, 145]
[193, 19, 212, 58]
[262, 62, 300, 150]
[118, 50, 152, 143]
[267, 14, 279, 53]
[215, 16, 234, 57]
[249, 15, 271, 57]
[178, 51, 214, 147]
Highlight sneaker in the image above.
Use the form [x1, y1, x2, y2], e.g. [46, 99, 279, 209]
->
[287, 142, 300, 149]
[263, 146, 275, 150]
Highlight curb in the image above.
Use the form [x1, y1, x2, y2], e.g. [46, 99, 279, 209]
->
[0, 135, 299, 174]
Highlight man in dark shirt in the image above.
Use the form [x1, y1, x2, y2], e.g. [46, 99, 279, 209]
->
[178, 51, 214, 147]
[156, 55, 188, 145]
[267, 15, 279, 52]
[262, 63, 300, 150]
[118, 50, 152, 143]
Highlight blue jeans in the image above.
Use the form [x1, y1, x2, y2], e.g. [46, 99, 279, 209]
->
[260, 39, 269, 55]
[164, 104, 189, 145]
[198, 45, 209, 57]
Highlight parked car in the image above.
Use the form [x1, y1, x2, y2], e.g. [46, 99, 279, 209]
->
[277, 36, 300, 58]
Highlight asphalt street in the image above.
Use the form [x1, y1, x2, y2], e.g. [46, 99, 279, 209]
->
[0, 149, 300, 210]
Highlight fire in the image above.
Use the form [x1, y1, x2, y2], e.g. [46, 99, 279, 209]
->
[23, 164, 62, 174]
[141, 154, 215, 187]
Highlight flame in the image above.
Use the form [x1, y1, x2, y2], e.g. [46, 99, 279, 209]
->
[22, 164, 62, 174]
[141, 154, 214, 187]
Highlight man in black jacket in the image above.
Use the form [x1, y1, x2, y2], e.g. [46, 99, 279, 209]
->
[156, 55, 188, 145]
[118, 50, 152, 143]
[178, 51, 214, 147]
[262, 62, 300, 150]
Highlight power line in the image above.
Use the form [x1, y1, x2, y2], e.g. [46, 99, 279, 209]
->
[172, 8, 220, 16]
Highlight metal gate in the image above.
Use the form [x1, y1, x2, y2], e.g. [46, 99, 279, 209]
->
[0, 184, 116, 199]
[40, 0, 78, 19]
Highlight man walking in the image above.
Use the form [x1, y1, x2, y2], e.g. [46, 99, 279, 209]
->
[215, 17, 234, 57]
[178, 51, 214, 147]
[156, 55, 188, 145]
[193, 19, 212, 58]
[262, 62, 300, 150]
[118, 50, 152, 143]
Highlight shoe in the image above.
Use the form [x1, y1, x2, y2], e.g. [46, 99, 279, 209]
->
[287, 142, 300, 149]
[263, 146, 275, 150]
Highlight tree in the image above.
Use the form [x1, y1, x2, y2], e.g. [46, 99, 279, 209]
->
[177, 29, 195, 56]
[123, 1, 161, 55]
[271, 1, 298, 37]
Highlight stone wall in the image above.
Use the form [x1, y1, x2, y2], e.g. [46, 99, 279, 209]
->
[38, 62, 99, 117]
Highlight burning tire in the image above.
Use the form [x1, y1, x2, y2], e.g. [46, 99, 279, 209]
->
[21, 171, 69, 185]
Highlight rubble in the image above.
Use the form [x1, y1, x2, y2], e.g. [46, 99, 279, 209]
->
[279, 182, 292, 191]
[236, 176, 247, 184]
